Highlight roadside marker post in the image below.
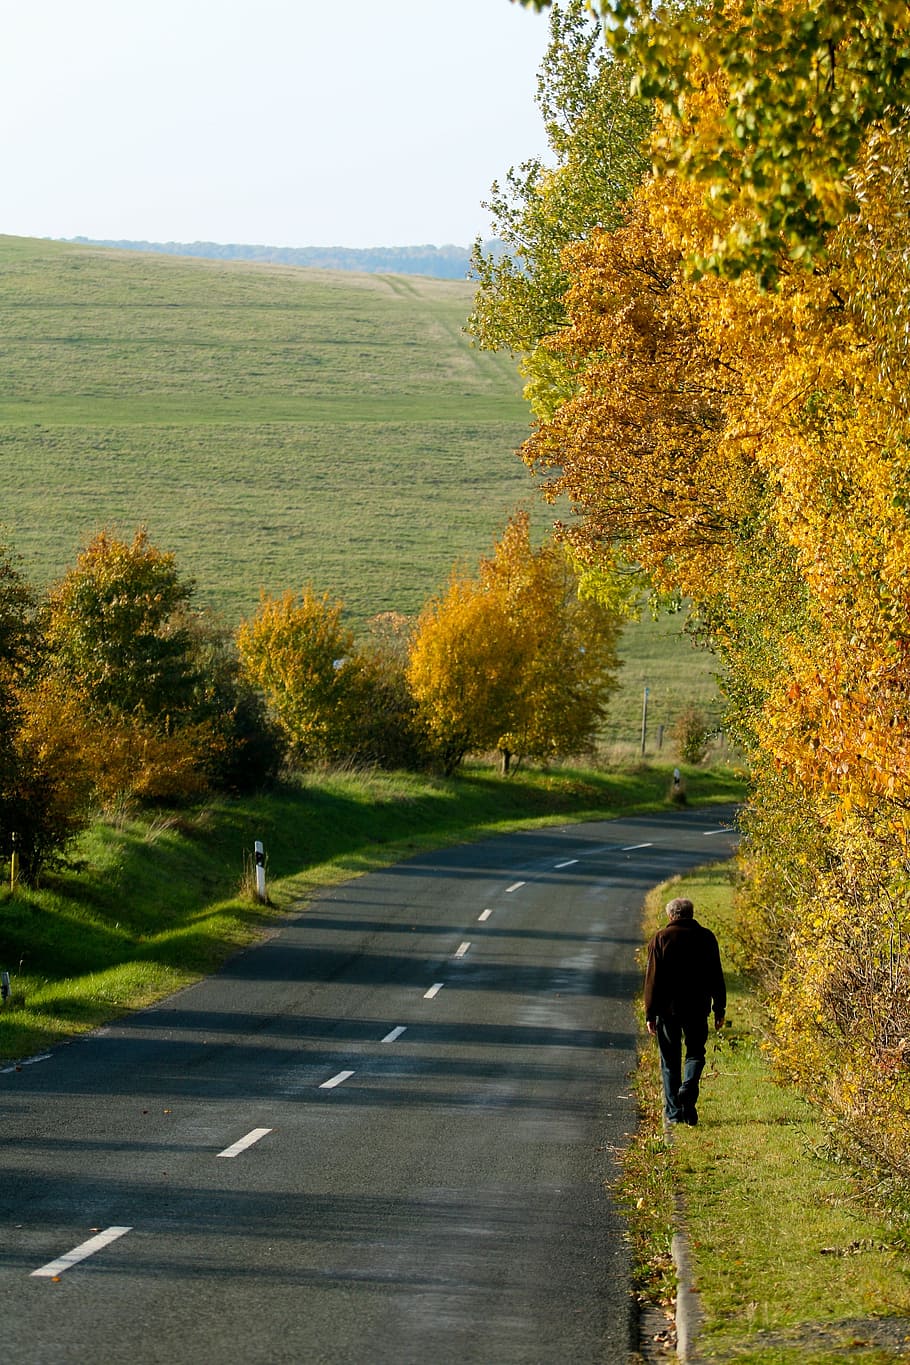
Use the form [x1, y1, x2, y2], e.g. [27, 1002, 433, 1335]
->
[254, 840, 266, 903]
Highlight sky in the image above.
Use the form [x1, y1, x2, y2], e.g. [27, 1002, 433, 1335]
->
[2, 0, 553, 249]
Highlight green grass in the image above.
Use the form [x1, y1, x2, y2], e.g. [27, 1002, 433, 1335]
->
[0, 234, 528, 625]
[0, 760, 746, 1061]
[0, 232, 722, 743]
[623, 866, 910, 1364]
[602, 606, 723, 751]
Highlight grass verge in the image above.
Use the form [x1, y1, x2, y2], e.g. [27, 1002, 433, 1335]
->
[622, 864, 910, 1364]
[0, 759, 745, 1062]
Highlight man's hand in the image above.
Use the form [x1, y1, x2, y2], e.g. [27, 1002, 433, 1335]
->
[714, 1014, 726, 1030]
[646, 1020, 657, 1036]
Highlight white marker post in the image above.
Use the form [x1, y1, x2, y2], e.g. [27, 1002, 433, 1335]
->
[254, 840, 266, 902]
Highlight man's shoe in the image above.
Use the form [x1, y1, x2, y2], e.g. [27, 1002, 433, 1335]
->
[683, 1103, 698, 1126]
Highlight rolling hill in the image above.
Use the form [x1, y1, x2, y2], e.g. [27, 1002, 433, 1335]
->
[0, 233, 720, 749]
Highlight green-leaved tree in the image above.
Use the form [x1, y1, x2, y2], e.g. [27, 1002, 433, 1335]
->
[470, 0, 651, 417]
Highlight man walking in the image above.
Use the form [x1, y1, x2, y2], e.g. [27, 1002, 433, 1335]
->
[644, 896, 726, 1125]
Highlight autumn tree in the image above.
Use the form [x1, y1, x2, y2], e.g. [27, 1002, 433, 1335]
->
[406, 574, 523, 774]
[42, 528, 279, 809]
[0, 544, 39, 760]
[237, 587, 356, 764]
[408, 513, 623, 774]
[518, 0, 910, 284]
[45, 528, 199, 727]
[511, 44, 910, 1186]
[0, 546, 57, 878]
[4, 678, 97, 883]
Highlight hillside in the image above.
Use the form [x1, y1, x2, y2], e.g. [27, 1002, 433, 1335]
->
[0, 234, 529, 622]
[0, 233, 721, 749]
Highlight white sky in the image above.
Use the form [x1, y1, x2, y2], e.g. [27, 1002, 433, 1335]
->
[2, 0, 553, 248]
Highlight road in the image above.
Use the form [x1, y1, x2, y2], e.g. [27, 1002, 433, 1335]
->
[0, 806, 738, 1364]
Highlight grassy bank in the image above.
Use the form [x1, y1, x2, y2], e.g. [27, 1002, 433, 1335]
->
[0, 760, 745, 1062]
[624, 866, 910, 1364]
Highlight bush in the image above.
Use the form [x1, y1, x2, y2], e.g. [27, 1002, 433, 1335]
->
[673, 704, 711, 763]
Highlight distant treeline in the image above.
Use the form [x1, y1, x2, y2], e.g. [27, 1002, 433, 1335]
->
[64, 237, 506, 279]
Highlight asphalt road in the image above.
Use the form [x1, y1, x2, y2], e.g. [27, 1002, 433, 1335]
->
[0, 806, 738, 1364]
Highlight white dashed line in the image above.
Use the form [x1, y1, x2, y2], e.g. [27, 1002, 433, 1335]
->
[382, 1026, 407, 1043]
[320, 1070, 355, 1089]
[1, 1053, 52, 1075]
[703, 829, 731, 836]
[424, 983, 444, 999]
[554, 859, 578, 869]
[622, 843, 653, 852]
[478, 909, 492, 922]
[217, 1127, 273, 1158]
[31, 1226, 132, 1278]
[454, 941, 471, 958]
[505, 881, 526, 893]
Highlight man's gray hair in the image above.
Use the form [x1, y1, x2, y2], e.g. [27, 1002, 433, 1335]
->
[666, 897, 695, 921]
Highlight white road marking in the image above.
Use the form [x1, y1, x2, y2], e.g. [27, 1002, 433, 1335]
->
[217, 1127, 273, 1158]
[703, 829, 731, 836]
[31, 1226, 132, 1278]
[478, 909, 492, 921]
[505, 881, 526, 893]
[555, 859, 578, 869]
[1, 1053, 52, 1075]
[382, 1026, 407, 1043]
[320, 1070, 355, 1089]
[424, 983, 444, 999]
[622, 843, 653, 852]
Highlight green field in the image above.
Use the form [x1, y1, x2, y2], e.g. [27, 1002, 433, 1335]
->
[0, 233, 721, 746]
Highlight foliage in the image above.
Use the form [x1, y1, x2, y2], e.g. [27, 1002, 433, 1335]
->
[343, 615, 428, 770]
[39, 527, 282, 815]
[236, 587, 357, 763]
[236, 588, 424, 768]
[44, 528, 199, 726]
[175, 613, 285, 794]
[471, 1, 651, 417]
[517, 0, 910, 284]
[406, 573, 521, 774]
[511, 37, 910, 1187]
[0, 544, 40, 846]
[4, 679, 96, 885]
[407, 511, 624, 773]
[672, 703, 711, 764]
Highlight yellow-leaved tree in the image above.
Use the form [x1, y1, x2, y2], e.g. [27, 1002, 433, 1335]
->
[407, 512, 625, 774]
[514, 53, 910, 1182]
[237, 588, 424, 768]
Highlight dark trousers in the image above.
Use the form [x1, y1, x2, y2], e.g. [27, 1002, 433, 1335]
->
[655, 1013, 709, 1122]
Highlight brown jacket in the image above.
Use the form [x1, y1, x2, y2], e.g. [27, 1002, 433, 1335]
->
[644, 917, 726, 1023]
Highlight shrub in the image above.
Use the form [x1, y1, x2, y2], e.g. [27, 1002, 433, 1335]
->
[673, 704, 711, 763]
